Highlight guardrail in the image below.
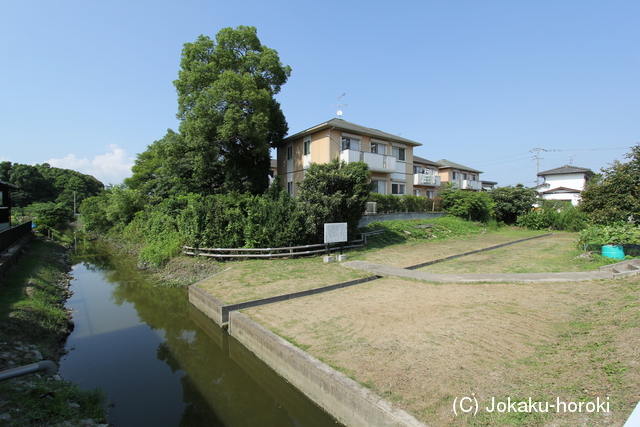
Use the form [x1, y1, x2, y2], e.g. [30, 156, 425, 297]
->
[183, 230, 385, 259]
[0, 221, 32, 254]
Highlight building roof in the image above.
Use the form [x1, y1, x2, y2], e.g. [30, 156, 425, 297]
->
[0, 180, 19, 190]
[270, 158, 277, 169]
[280, 118, 422, 147]
[540, 186, 582, 194]
[538, 164, 594, 177]
[412, 155, 441, 167]
[436, 159, 483, 174]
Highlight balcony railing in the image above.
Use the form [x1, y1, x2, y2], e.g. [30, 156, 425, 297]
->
[462, 180, 482, 190]
[414, 173, 441, 186]
[339, 149, 396, 173]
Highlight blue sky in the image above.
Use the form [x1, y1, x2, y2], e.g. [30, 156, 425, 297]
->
[1, 0, 638, 186]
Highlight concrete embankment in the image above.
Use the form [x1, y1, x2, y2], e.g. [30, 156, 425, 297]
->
[189, 283, 426, 427]
[228, 311, 426, 427]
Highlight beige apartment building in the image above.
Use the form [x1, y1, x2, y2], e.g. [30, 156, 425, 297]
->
[275, 119, 422, 197]
[436, 159, 483, 191]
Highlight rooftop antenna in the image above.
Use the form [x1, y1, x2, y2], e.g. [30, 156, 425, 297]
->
[530, 147, 561, 186]
[332, 93, 347, 118]
[568, 154, 575, 165]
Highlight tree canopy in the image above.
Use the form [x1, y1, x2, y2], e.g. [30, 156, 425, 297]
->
[128, 26, 291, 197]
[0, 161, 103, 209]
[491, 184, 538, 224]
[579, 143, 640, 225]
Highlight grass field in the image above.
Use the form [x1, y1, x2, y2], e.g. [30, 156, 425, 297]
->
[220, 228, 640, 427]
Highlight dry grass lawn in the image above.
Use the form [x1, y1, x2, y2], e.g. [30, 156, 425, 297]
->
[240, 234, 640, 427]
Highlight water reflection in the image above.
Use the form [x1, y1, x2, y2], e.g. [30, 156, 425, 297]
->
[60, 240, 339, 426]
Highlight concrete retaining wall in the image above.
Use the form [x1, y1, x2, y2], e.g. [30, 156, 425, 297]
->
[229, 311, 426, 427]
[189, 275, 380, 327]
[188, 285, 228, 326]
[359, 212, 446, 227]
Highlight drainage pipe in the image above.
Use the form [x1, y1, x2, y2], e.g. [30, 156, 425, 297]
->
[0, 361, 57, 381]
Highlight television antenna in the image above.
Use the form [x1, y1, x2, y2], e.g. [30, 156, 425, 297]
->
[530, 147, 561, 185]
[332, 93, 347, 118]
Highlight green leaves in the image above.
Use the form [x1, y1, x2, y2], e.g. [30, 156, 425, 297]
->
[297, 159, 372, 243]
[579, 143, 640, 225]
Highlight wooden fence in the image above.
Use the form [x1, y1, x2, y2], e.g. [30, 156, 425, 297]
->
[0, 221, 32, 254]
[183, 229, 385, 259]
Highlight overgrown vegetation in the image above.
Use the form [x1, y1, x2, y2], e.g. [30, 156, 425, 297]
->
[516, 200, 588, 232]
[0, 239, 107, 425]
[362, 216, 487, 246]
[367, 193, 442, 214]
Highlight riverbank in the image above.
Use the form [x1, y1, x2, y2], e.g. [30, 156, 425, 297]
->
[195, 230, 640, 427]
[0, 238, 108, 426]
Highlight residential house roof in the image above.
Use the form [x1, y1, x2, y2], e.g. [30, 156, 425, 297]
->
[279, 118, 422, 147]
[538, 165, 594, 177]
[436, 159, 483, 174]
[413, 155, 441, 167]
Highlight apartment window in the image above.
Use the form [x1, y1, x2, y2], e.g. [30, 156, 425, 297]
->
[286, 145, 293, 160]
[413, 189, 422, 196]
[341, 137, 360, 151]
[392, 147, 406, 161]
[371, 180, 387, 194]
[391, 183, 406, 195]
[452, 172, 458, 179]
[426, 191, 434, 198]
[470, 174, 476, 181]
[462, 173, 468, 180]
[413, 165, 424, 174]
[287, 181, 294, 195]
[303, 139, 311, 155]
[370, 143, 386, 155]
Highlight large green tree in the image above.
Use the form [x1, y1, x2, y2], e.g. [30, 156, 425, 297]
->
[579, 143, 640, 225]
[172, 26, 291, 195]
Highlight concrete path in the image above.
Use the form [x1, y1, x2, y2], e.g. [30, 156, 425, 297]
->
[342, 260, 614, 283]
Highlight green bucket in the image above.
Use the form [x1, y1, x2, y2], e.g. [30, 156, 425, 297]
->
[602, 244, 625, 260]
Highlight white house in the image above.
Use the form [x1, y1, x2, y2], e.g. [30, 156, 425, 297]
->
[536, 165, 594, 206]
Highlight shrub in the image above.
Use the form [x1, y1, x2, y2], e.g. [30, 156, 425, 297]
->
[440, 187, 494, 222]
[517, 201, 588, 231]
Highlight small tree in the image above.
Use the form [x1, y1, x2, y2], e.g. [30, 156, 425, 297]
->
[297, 159, 372, 243]
[440, 186, 494, 222]
[29, 202, 74, 237]
[491, 184, 538, 224]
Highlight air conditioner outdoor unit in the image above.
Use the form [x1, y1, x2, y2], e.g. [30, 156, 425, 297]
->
[365, 202, 377, 215]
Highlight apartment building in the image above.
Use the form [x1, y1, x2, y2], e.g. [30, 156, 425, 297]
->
[275, 118, 421, 196]
[412, 156, 442, 198]
[436, 159, 483, 190]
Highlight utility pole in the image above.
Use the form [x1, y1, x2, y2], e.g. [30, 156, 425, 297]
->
[530, 147, 561, 186]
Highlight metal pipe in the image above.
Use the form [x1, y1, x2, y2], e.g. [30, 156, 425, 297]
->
[0, 361, 57, 381]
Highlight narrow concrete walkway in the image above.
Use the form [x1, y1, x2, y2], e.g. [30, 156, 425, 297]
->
[342, 260, 614, 283]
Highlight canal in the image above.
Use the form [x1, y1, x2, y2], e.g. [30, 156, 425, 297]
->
[58, 240, 339, 426]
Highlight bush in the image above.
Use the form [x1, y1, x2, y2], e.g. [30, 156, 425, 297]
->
[440, 187, 494, 222]
[297, 159, 371, 243]
[576, 223, 640, 250]
[517, 201, 587, 231]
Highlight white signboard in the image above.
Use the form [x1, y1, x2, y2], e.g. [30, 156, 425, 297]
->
[324, 222, 348, 244]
